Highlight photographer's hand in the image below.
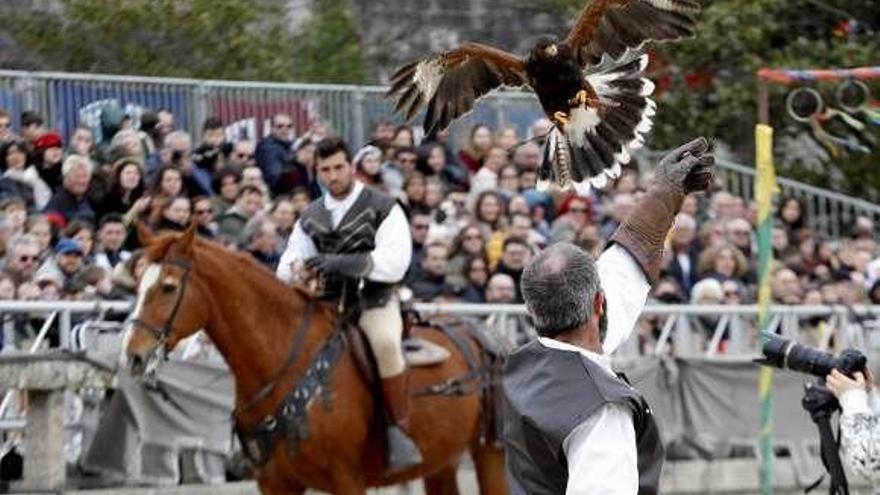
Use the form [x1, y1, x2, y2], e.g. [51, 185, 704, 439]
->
[826, 369, 868, 400]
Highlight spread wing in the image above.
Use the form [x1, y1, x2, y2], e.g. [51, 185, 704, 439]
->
[387, 42, 528, 136]
[564, 0, 700, 66]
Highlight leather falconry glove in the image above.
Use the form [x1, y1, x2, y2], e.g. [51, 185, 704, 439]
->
[610, 137, 714, 285]
[305, 253, 374, 279]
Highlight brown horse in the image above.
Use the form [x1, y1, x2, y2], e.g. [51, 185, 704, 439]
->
[121, 223, 507, 495]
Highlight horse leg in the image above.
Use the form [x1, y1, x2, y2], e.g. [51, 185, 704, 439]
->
[423, 462, 461, 495]
[471, 441, 508, 495]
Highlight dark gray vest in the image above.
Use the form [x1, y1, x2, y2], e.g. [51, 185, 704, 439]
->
[501, 341, 663, 495]
[299, 185, 398, 308]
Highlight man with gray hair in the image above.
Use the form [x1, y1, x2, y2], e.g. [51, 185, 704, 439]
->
[502, 137, 715, 494]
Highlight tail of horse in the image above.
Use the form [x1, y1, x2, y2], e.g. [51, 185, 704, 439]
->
[539, 52, 656, 194]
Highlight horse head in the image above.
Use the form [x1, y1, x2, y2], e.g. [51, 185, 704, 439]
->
[121, 221, 209, 377]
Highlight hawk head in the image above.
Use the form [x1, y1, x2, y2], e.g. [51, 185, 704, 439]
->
[532, 36, 560, 60]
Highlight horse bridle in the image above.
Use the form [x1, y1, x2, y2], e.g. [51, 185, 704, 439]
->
[127, 253, 317, 424]
[129, 256, 193, 367]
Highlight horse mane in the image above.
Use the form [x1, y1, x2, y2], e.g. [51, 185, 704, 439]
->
[144, 232, 324, 316]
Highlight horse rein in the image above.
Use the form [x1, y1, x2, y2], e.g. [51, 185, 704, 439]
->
[232, 298, 316, 420]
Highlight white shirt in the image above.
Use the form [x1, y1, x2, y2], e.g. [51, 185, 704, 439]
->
[276, 181, 412, 284]
[539, 244, 651, 495]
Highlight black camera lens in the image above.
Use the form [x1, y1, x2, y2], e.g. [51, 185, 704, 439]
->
[757, 334, 867, 379]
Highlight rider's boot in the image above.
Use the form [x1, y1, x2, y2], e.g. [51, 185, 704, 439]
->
[381, 372, 423, 473]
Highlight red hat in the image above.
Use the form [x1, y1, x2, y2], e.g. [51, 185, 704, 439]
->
[34, 132, 63, 151]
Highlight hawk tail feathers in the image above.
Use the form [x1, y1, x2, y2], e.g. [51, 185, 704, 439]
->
[550, 52, 656, 194]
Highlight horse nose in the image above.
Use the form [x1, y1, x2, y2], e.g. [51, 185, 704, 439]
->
[130, 353, 146, 376]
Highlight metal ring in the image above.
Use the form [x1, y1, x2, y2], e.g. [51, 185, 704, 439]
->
[835, 79, 871, 113]
[786, 87, 824, 123]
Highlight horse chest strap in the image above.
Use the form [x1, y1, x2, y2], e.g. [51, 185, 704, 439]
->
[235, 332, 345, 465]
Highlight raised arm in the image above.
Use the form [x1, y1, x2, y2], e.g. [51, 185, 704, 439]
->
[600, 137, 714, 353]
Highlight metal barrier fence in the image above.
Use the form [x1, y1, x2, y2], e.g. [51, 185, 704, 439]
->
[0, 69, 544, 151]
[716, 159, 880, 238]
[2, 300, 880, 358]
[1, 69, 878, 237]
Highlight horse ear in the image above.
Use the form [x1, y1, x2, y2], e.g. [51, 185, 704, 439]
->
[178, 221, 198, 254]
[135, 221, 155, 246]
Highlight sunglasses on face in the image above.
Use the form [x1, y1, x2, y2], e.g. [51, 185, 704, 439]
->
[275, 124, 293, 129]
[236, 153, 255, 159]
[18, 255, 38, 263]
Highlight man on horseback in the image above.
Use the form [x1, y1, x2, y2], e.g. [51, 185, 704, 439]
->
[277, 137, 422, 472]
[502, 138, 715, 494]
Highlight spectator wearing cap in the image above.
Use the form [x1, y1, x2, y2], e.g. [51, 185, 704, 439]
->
[0, 139, 52, 210]
[35, 238, 85, 287]
[43, 155, 96, 228]
[242, 215, 281, 270]
[3, 234, 41, 285]
[216, 185, 266, 241]
[93, 214, 130, 272]
[255, 113, 295, 195]
[353, 145, 384, 188]
[19, 111, 45, 150]
[32, 131, 65, 191]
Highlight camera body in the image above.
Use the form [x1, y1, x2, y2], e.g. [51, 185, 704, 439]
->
[758, 334, 867, 379]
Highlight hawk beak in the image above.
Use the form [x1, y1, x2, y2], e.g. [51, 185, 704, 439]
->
[544, 44, 558, 57]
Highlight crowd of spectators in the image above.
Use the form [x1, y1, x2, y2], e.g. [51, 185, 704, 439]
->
[0, 105, 878, 353]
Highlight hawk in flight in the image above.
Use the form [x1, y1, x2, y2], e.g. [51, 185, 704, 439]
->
[387, 0, 701, 192]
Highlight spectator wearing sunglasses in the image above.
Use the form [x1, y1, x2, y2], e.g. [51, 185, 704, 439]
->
[255, 113, 295, 195]
[227, 139, 256, 169]
[3, 234, 41, 285]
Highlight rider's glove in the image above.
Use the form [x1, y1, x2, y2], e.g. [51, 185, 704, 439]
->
[305, 253, 373, 279]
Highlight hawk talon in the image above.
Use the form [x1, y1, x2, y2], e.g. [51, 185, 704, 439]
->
[553, 111, 570, 125]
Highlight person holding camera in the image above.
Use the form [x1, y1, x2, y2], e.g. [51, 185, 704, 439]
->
[827, 367, 880, 487]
